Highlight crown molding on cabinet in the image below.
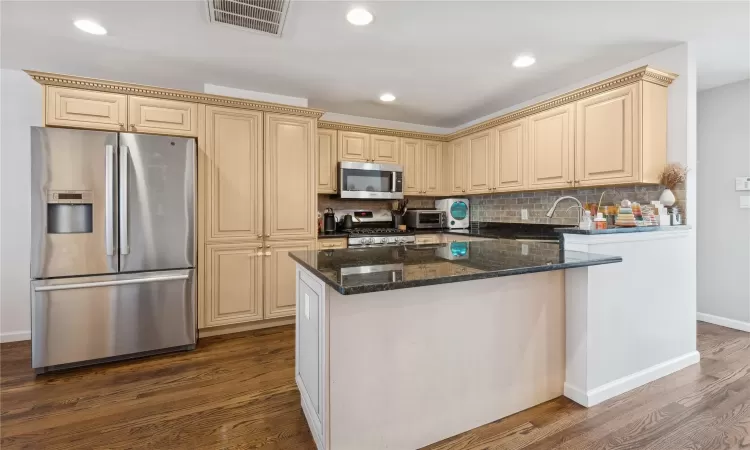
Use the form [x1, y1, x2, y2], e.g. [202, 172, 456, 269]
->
[444, 66, 677, 141]
[318, 120, 448, 142]
[25, 70, 325, 119]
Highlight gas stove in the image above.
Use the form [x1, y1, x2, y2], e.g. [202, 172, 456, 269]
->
[334, 209, 416, 247]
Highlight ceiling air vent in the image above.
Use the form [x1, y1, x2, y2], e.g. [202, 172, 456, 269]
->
[207, 0, 289, 37]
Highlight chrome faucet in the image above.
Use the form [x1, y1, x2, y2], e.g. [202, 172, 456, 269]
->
[546, 196, 583, 225]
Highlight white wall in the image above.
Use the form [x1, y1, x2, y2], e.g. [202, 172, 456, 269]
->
[0, 68, 41, 342]
[696, 79, 750, 329]
[204, 83, 308, 107]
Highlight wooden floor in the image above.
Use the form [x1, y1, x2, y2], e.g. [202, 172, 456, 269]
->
[1, 322, 748, 449]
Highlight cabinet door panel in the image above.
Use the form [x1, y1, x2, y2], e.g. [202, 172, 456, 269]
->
[128, 96, 198, 136]
[450, 139, 467, 194]
[338, 131, 370, 162]
[203, 242, 263, 327]
[401, 138, 422, 195]
[265, 240, 316, 319]
[370, 135, 400, 164]
[467, 131, 493, 193]
[46, 86, 127, 131]
[493, 119, 526, 191]
[265, 114, 316, 240]
[205, 107, 263, 242]
[317, 129, 338, 194]
[423, 141, 443, 195]
[576, 83, 639, 185]
[528, 104, 575, 188]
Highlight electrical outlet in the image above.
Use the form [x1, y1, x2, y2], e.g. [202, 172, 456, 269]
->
[741, 196, 750, 209]
[521, 209, 529, 220]
[522, 244, 529, 255]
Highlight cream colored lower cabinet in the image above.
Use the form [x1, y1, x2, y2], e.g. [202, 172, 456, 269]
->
[317, 238, 347, 250]
[415, 234, 441, 245]
[264, 240, 316, 319]
[203, 242, 264, 327]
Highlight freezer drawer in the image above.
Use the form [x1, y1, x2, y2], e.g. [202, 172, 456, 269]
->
[31, 269, 196, 370]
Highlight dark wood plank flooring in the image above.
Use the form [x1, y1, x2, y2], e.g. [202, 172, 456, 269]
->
[1, 322, 748, 449]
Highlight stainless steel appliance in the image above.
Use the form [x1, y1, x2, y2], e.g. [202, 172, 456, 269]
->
[30, 127, 196, 373]
[338, 161, 404, 200]
[340, 264, 404, 284]
[405, 209, 445, 229]
[435, 198, 470, 229]
[335, 209, 415, 247]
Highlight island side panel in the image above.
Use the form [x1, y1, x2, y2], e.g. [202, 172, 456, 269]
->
[326, 271, 565, 450]
[295, 266, 329, 450]
[563, 230, 698, 406]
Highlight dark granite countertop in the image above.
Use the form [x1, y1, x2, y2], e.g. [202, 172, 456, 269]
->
[556, 225, 691, 235]
[411, 223, 561, 241]
[289, 239, 621, 295]
[318, 232, 349, 239]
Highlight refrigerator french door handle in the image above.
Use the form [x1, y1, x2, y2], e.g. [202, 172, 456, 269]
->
[34, 274, 189, 292]
[119, 145, 130, 255]
[105, 145, 115, 256]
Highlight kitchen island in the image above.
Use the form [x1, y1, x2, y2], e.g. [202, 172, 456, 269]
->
[289, 240, 621, 450]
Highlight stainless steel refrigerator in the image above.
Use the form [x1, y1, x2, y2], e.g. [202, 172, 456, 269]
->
[30, 127, 196, 373]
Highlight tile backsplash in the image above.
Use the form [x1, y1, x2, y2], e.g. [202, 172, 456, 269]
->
[470, 185, 686, 226]
[318, 195, 436, 214]
[319, 185, 687, 226]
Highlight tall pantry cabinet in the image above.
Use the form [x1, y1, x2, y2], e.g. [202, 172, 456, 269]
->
[199, 107, 317, 330]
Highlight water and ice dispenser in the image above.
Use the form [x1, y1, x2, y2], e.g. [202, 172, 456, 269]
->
[46, 190, 94, 234]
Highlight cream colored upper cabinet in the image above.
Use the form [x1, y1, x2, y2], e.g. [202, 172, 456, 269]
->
[202, 242, 264, 328]
[45, 86, 127, 131]
[401, 138, 422, 195]
[528, 104, 575, 189]
[423, 141, 443, 195]
[338, 131, 370, 162]
[492, 119, 527, 192]
[467, 130, 493, 194]
[449, 139, 468, 194]
[264, 240, 316, 319]
[317, 129, 338, 194]
[575, 83, 639, 186]
[370, 134, 400, 164]
[128, 96, 198, 137]
[205, 106, 263, 242]
[265, 113, 316, 240]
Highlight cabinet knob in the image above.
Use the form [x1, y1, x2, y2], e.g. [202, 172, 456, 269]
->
[257, 234, 262, 238]
[265, 234, 270, 237]
[130, 124, 136, 130]
[255, 251, 263, 257]
[567, 180, 573, 185]
[119, 123, 125, 129]
[264, 251, 271, 256]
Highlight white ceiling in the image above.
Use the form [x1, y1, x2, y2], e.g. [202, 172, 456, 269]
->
[2, 1, 748, 127]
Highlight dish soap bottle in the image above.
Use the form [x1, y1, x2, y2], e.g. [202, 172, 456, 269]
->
[579, 210, 593, 230]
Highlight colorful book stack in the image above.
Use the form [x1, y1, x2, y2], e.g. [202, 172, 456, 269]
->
[615, 200, 637, 227]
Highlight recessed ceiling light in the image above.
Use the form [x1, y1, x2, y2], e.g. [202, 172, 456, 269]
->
[379, 93, 396, 102]
[512, 54, 536, 68]
[74, 19, 107, 35]
[347, 8, 373, 26]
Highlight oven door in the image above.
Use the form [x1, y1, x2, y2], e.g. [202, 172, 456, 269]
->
[339, 161, 403, 200]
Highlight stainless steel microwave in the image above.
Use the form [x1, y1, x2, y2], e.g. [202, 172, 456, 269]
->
[338, 161, 404, 200]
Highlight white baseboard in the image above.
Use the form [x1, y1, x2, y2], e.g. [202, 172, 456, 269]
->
[0, 331, 31, 343]
[564, 351, 700, 407]
[697, 313, 750, 332]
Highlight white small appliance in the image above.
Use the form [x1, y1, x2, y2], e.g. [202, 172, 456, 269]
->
[435, 198, 470, 229]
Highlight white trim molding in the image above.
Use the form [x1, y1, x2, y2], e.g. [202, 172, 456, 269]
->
[564, 351, 700, 407]
[697, 313, 750, 333]
[1, 331, 31, 343]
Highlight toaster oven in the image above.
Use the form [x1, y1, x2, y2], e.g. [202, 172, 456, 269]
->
[405, 210, 445, 229]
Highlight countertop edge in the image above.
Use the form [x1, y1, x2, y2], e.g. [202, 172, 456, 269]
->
[555, 225, 691, 235]
[289, 252, 622, 296]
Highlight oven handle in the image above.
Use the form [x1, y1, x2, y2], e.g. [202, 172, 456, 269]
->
[391, 172, 397, 192]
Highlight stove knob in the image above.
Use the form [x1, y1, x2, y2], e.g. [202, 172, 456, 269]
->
[363, 238, 373, 245]
[396, 237, 404, 243]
